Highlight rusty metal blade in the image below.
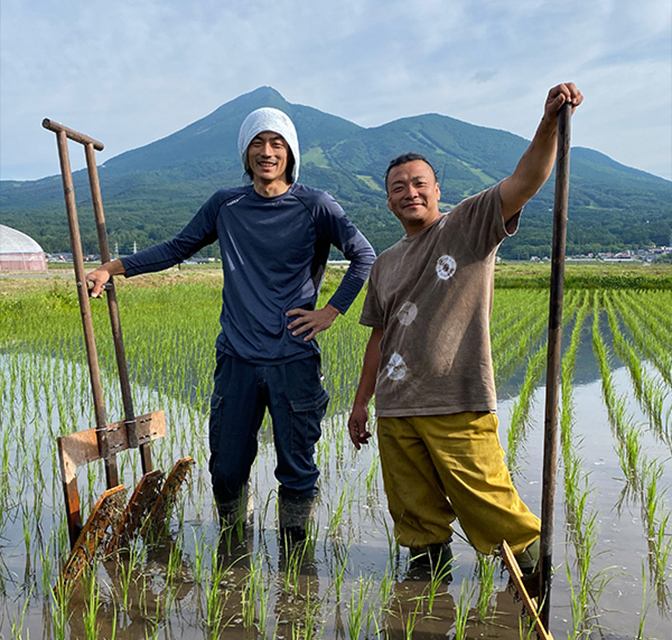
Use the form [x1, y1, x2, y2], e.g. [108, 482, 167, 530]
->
[59, 485, 127, 586]
[106, 470, 164, 554]
[141, 457, 194, 535]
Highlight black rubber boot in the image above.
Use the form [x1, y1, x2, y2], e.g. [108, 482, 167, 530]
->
[216, 486, 254, 564]
[215, 485, 253, 533]
[408, 538, 454, 581]
[514, 538, 540, 575]
[278, 489, 317, 545]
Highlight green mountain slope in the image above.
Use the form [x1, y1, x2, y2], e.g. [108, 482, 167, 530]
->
[2, 86, 670, 259]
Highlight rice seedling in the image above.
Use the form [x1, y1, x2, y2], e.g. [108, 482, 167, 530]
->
[38, 540, 54, 596]
[364, 453, 380, 498]
[328, 542, 348, 602]
[82, 572, 103, 639]
[635, 563, 655, 640]
[141, 623, 160, 640]
[257, 487, 276, 534]
[506, 341, 547, 475]
[136, 571, 150, 620]
[617, 421, 645, 495]
[55, 519, 70, 569]
[399, 595, 424, 640]
[49, 580, 73, 640]
[20, 504, 32, 563]
[518, 604, 539, 640]
[381, 514, 400, 574]
[204, 546, 231, 637]
[475, 553, 497, 622]
[375, 566, 395, 619]
[166, 536, 184, 589]
[190, 527, 207, 584]
[345, 574, 374, 639]
[418, 569, 451, 620]
[240, 552, 264, 629]
[2, 271, 671, 639]
[9, 586, 33, 640]
[111, 536, 145, 613]
[289, 588, 325, 640]
[281, 538, 312, 597]
[326, 483, 352, 541]
[641, 463, 672, 607]
[649, 511, 672, 608]
[453, 578, 474, 640]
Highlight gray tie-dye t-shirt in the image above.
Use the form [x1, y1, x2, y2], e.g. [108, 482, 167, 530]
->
[360, 183, 519, 417]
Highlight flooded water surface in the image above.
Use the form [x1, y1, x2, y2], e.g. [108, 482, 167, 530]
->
[1, 284, 670, 639]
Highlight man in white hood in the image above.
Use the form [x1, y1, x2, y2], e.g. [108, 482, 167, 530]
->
[88, 107, 375, 540]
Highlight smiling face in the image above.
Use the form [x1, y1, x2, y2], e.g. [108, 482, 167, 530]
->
[247, 131, 291, 194]
[386, 159, 441, 236]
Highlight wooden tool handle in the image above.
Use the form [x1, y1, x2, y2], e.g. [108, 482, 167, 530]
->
[539, 99, 573, 630]
[42, 118, 104, 150]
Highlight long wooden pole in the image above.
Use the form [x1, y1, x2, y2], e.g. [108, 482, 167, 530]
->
[83, 142, 154, 474]
[50, 128, 120, 493]
[44, 118, 155, 476]
[539, 101, 572, 629]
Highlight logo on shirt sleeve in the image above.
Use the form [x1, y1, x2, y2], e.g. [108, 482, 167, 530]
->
[226, 194, 246, 207]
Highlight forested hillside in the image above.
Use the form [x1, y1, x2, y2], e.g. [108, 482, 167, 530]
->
[2, 87, 670, 259]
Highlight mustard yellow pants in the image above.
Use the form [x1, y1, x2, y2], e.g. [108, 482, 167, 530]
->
[377, 412, 540, 555]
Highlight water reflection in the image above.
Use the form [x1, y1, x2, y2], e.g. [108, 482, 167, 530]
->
[3, 347, 671, 640]
[61, 535, 194, 640]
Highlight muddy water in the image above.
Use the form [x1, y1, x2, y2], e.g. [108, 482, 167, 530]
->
[1, 359, 670, 639]
[498, 366, 672, 639]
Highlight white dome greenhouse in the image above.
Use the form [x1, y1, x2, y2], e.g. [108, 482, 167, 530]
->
[0, 224, 48, 271]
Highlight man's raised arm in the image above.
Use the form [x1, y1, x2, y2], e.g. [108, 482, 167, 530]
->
[500, 82, 583, 222]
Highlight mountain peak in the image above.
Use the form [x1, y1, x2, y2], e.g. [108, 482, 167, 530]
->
[221, 86, 290, 114]
[3, 89, 669, 261]
[245, 86, 285, 100]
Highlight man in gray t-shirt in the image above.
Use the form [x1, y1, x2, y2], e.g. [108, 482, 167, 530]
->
[348, 82, 583, 576]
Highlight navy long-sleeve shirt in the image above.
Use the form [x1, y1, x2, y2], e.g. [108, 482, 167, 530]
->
[121, 183, 376, 364]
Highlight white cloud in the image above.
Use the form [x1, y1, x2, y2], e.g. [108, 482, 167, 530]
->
[1, 0, 670, 181]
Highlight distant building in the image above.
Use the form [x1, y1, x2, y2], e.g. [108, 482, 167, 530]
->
[0, 224, 48, 272]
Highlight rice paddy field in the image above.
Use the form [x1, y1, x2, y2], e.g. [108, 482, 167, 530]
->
[1, 263, 671, 640]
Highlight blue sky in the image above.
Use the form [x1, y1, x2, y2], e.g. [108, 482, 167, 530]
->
[1, 0, 670, 182]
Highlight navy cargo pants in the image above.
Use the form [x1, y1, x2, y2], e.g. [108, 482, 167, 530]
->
[208, 351, 329, 505]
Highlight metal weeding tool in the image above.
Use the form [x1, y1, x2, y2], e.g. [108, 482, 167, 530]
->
[43, 119, 194, 584]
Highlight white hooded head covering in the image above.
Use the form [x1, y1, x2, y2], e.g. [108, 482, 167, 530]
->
[237, 107, 300, 182]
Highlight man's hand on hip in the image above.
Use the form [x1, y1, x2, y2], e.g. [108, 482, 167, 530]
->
[286, 304, 340, 341]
